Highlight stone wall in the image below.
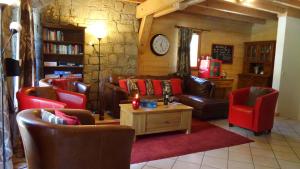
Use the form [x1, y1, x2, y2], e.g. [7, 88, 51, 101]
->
[39, 0, 139, 110]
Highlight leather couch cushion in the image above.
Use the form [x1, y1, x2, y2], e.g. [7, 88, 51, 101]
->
[35, 87, 58, 101]
[170, 78, 183, 95]
[184, 77, 212, 98]
[246, 87, 272, 106]
[152, 80, 163, 96]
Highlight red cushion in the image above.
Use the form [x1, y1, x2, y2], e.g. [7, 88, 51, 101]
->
[171, 78, 183, 95]
[137, 80, 147, 96]
[119, 80, 128, 92]
[55, 110, 81, 125]
[152, 80, 163, 96]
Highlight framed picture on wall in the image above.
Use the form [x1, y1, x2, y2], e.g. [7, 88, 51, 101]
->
[211, 44, 234, 64]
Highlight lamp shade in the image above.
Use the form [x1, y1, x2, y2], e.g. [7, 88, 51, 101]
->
[87, 22, 107, 39]
[5, 58, 20, 77]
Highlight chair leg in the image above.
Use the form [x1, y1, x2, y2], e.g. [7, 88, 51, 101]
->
[229, 123, 233, 127]
[254, 132, 262, 136]
[266, 129, 272, 134]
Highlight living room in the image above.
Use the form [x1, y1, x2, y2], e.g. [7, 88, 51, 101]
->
[1, 0, 300, 169]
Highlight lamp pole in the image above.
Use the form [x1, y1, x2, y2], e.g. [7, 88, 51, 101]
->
[96, 38, 104, 120]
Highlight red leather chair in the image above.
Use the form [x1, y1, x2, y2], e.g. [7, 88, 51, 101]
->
[228, 87, 279, 135]
[17, 87, 87, 111]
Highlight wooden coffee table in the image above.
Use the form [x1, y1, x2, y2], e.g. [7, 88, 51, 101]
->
[120, 102, 193, 136]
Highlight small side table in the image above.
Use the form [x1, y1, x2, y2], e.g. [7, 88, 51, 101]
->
[206, 78, 234, 99]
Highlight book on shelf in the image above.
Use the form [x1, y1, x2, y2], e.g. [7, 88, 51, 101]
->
[43, 43, 83, 55]
[44, 61, 57, 67]
[43, 28, 64, 41]
[45, 74, 60, 79]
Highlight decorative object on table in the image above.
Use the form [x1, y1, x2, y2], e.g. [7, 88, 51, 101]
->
[220, 71, 227, 79]
[87, 22, 107, 120]
[132, 94, 140, 110]
[140, 99, 158, 108]
[211, 44, 234, 64]
[163, 88, 169, 105]
[150, 34, 170, 56]
[198, 57, 222, 78]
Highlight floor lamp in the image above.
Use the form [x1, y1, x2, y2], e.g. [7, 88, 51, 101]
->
[0, 2, 21, 169]
[88, 23, 107, 120]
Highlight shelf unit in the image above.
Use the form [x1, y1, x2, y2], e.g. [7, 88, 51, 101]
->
[42, 23, 85, 79]
[238, 41, 276, 88]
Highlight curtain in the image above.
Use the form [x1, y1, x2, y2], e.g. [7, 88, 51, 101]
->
[177, 27, 193, 77]
[19, 0, 36, 87]
[0, 6, 14, 169]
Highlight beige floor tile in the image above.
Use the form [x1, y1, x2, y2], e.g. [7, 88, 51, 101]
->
[228, 160, 254, 169]
[229, 144, 251, 154]
[177, 152, 204, 164]
[274, 151, 300, 163]
[205, 148, 228, 160]
[252, 156, 280, 168]
[289, 141, 300, 149]
[200, 165, 220, 169]
[131, 162, 146, 169]
[202, 156, 227, 169]
[268, 139, 289, 146]
[143, 166, 161, 169]
[254, 165, 280, 169]
[147, 158, 176, 169]
[250, 142, 272, 150]
[251, 147, 275, 158]
[278, 160, 300, 169]
[172, 161, 201, 169]
[271, 144, 294, 153]
[228, 151, 253, 163]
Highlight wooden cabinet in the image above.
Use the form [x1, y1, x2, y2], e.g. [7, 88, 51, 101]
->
[206, 78, 234, 99]
[42, 24, 85, 79]
[238, 41, 276, 88]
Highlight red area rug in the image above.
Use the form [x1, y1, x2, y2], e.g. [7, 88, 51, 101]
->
[131, 119, 253, 164]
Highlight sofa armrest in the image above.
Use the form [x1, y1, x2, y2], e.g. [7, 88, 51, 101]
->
[253, 90, 279, 131]
[16, 92, 66, 111]
[74, 81, 91, 95]
[185, 76, 215, 98]
[56, 89, 87, 109]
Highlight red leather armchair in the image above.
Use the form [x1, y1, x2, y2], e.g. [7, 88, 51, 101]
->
[17, 87, 87, 111]
[228, 87, 279, 135]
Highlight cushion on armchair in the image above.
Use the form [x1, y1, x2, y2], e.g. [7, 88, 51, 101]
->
[246, 87, 272, 106]
[55, 110, 81, 125]
[41, 109, 65, 125]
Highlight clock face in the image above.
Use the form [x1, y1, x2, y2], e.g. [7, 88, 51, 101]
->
[151, 34, 170, 56]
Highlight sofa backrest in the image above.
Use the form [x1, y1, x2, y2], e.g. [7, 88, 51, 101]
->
[109, 74, 179, 85]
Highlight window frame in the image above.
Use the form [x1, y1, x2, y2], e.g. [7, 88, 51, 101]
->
[190, 31, 201, 70]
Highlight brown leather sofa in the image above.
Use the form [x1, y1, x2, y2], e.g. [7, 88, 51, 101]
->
[104, 75, 229, 119]
[17, 109, 135, 169]
[39, 78, 90, 96]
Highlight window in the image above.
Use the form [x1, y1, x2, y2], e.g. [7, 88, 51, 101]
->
[190, 33, 200, 68]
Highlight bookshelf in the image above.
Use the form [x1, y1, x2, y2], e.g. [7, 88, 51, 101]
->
[42, 24, 85, 79]
[238, 41, 276, 88]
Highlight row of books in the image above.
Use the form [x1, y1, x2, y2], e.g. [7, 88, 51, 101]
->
[45, 72, 83, 79]
[44, 43, 83, 55]
[43, 29, 64, 41]
[44, 61, 83, 67]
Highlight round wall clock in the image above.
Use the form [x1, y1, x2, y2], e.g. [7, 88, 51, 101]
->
[150, 34, 170, 56]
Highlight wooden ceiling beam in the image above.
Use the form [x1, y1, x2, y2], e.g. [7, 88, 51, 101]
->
[184, 5, 266, 24]
[197, 0, 278, 20]
[271, 0, 300, 10]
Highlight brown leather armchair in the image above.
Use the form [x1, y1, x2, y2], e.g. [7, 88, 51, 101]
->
[17, 109, 135, 169]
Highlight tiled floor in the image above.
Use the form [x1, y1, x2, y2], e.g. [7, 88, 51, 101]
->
[130, 117, 300, 169]
[13, 117, 300, 169]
